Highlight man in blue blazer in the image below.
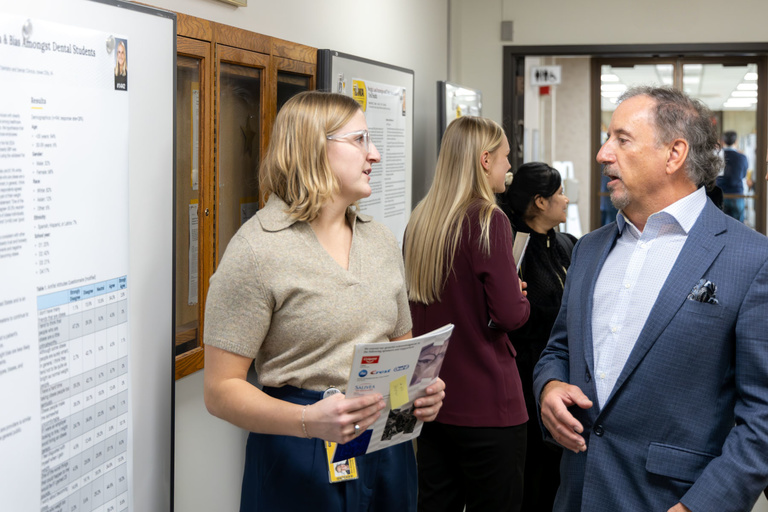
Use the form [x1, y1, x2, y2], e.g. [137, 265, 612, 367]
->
[534, 86, 768, 512]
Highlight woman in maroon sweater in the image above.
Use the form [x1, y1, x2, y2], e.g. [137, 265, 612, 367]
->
[404, 116, 530, 512]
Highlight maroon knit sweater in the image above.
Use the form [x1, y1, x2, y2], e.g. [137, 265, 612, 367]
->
[409, 202, 530, 427]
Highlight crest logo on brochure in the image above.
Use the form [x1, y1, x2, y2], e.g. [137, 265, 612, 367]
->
[358, 369, 368, 378]
[361, 356, 379, 365]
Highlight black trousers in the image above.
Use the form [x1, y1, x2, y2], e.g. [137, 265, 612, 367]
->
[416, 421, 526, 512]
[520, 418, 561, 511]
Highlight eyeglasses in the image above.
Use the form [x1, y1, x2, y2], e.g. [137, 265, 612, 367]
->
[326, 129, 371, 154]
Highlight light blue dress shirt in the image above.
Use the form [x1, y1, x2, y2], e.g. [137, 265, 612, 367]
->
[591, 187, 707, 408]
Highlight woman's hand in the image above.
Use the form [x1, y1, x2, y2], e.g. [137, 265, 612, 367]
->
[412, 377, 446, 422]
[303, 392, 386, 444]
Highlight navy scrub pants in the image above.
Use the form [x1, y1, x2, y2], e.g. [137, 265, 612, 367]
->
[239, 385, 417, 512]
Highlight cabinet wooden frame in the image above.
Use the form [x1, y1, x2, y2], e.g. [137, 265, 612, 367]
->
[174, 35, 212, 380]
[172, 11, 316, 380]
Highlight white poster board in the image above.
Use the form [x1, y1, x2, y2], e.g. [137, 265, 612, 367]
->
[0, 1, 174, 511]
[318, 51, 414, 246]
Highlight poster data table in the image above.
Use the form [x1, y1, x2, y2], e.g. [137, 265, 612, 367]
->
[38, 278, 129, 512]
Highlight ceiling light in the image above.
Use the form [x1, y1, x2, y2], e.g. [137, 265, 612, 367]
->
[601, 84, 627, 92]
[731, 90, 758, 97]
[723, 98, 757, 107]
[744, 72, 758, 81]
[737, 83, 758, 91]
[683, 76, 700, 85]
[685, 64, 703, 72]
[601, 74, 620, 82]
[601, 91, 623, 98]
[655, 64, 673, 74]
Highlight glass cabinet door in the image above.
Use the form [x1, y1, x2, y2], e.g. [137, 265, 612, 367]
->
[175, 36, 210, 372]
[275, 57, 314, 112]
[172, 14, 319, 380]
[216, 47, 269, 263]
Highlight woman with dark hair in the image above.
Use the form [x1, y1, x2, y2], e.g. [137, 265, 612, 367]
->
[499, 161, 576, 512]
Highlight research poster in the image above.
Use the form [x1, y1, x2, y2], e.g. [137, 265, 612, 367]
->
[0, 15, 132, 512]
[351, 79, 408, 244]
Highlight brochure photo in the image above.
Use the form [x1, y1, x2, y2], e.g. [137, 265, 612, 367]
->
[331, 324, 454, 462]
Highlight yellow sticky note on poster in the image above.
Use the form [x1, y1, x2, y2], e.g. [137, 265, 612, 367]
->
[389, 375, 409, 410]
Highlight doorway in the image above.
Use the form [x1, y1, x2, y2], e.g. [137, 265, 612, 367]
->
[503, 44, 768, 235]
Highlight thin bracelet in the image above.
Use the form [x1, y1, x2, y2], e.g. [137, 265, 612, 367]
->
[301, 405, 311, 438]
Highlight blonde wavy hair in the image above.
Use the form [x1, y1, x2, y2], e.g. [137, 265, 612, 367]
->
[260, 91, 362, 222]
[404, 116, 506, 304]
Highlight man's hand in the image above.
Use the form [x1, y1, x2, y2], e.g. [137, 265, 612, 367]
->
[668, 503, 691, 512]
[540, 380, 593, 453]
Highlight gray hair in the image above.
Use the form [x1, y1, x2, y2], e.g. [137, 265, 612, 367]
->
[619, 86, 722, 188]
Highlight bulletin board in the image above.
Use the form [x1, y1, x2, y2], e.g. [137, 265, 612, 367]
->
[0, 1, 175, 511]
[436, 80, 483, 153]
[318, 50, 414, 245]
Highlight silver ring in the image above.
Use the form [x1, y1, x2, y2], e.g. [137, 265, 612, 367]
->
[354, 424, 360, 435]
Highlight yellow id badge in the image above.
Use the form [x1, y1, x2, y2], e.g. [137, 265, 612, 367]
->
[325, 441, 359, 483]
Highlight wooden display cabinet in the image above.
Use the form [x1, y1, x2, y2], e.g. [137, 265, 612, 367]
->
[172, 12, 316, 379]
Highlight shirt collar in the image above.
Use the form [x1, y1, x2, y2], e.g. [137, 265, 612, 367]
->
[616, 186, 706, 236]
[257, 194, 372, 232]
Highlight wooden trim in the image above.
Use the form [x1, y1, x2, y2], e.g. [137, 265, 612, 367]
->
[175, 346, 205, 380]
[176, 12, 213, 41]
[272, 38, 316, 63]
[217, 44, 271, 68]
[274, 57, 315, 77]
[213, 22, 270, 54]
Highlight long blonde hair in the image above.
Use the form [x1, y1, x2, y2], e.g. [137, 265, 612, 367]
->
[260, 91, 362, 222]
[404, 116, 506, 304]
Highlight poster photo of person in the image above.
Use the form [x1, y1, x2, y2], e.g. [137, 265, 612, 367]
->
[114, 38, 127, 91]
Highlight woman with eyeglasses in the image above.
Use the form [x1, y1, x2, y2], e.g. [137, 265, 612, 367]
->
[203, 91, 445, 511]
[404, 116, 530, 512]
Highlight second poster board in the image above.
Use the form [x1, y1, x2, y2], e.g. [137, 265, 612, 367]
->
[318, 50, 413, 246]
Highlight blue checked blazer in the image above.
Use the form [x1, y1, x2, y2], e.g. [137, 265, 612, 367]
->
[533, 199, 768, 512]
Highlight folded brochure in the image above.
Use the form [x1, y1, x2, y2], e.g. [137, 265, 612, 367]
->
[330, 323, 454, 463]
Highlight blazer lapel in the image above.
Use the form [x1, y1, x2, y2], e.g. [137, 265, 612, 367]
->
[603, 202, 727, 407]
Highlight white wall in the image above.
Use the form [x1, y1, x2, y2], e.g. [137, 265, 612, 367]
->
[452, 0, 768, 126]
[448, 0, 505, 124]
[144, 1, 448, 510]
